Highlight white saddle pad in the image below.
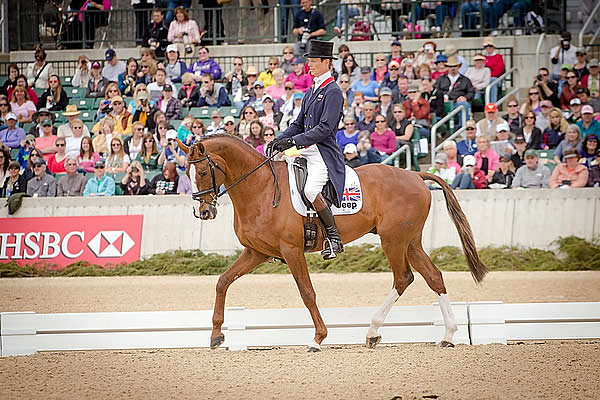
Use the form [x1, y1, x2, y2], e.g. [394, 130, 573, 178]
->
[284, 156, 363, 217]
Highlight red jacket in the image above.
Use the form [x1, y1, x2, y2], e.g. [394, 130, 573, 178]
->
[484, 53, 505, 78]
[402, 97, 430, 120]
[472, 168, 488, 189]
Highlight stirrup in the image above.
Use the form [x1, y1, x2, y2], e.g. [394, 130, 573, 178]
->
[321, 237, 343, 260]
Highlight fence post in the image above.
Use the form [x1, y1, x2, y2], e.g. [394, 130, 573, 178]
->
[479, 0, 484, 37]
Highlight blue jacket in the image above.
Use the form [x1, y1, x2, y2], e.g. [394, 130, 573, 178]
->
[279, 79, 345, 205]
[84, 175, 115, 197]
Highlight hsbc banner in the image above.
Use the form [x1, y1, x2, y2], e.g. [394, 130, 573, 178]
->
[0, 215, 143, 268]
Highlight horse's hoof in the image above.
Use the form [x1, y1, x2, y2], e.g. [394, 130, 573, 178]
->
[440, 340, 455, 348]
[306, 346, 321, 353]
[366, 335, 382, 349]
[210, 334, 225, 349]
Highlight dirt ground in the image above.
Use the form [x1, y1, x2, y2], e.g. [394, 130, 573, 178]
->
[1, 271, 600, 399]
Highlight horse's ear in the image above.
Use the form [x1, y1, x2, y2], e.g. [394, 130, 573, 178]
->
[196, 143, 205, 154]
[177, 139, 189, 154]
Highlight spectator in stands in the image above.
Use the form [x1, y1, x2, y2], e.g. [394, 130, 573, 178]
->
[120, 160, 150, 195]
[0, 113, 25, 149]
[35, 119, 57, 161]
[292, 0, 326, 55]
[71, 56, 91, 90]
[492, 123, 515, 159]
[141, 45, 159, 65]
[279, 92, 303, 131]
[9, 75, 39, 107]
[403, 83, 429, 128]
[245, 120, 264, 148]
[573, 49, 589, 80]
[489, 154, 515, 188]
[124, 122, 145, 161]
[370, 53, 389, 84]
[581, 58, 600, 97]
[177, 115, 193, 144]
[428, 153, 455, 187]
[225, 57, 247, 97]
[451, 155, 487, 189]
[83, 160, 115, 197]
[29, 108, 57, 139]
[395, 76, 410, 103]
[576, 87, 600, 113]
[65, 118, 85, 158]
[349, 91, 365, 122]
[152, 114, 168, 144]
[158, 130, 186, 171]
[511, 149, 550, 189]
[565, 98, 582, 124]
[223, 116, 238, 138]
[87, 61, 110, 98]
[334, 77, 352, 115]
[400, 52, 418, 81]
[238, 105, 258, 139]
[168, 7, 203, 57]
[15, 134, 34, 169]
[557, 65, 570, 97]
[277, 81, 296, 115]
[434, 55, 474, 125]
[280, 46, 296, 75]
[357, 102, 376, 132]
[501, 95, 522, 133]
[0, 148, 8, 190]
[188, 46, 221, 82]
[549, 149, 589, 188]
[0, 95, 11, 128]
[246, 81, 266, 113]
[196, 74, 230, 108]
[333, 44, 351, 75]
[256, 126, 276, 156]
[483, 37, 504, 104]
[150, 161, 181, 194]
[465, 54, 491, 101]
[10, 87, 36, 124]
[340, 54, 361, 86]
[579, 134, 598, 167]
[129, 87, 154, 125]
[47, 136, 67, 174]
[516, 110, 542, 150]
[57, 106, 90, 139]
[387, 40, 403, 65]
[560, 70, 582, 110]
[147, 68, 178, 100]
[118, 58, 140, 97]
[21, 149, 42, 181]
[342, 143, 362, 168]
[259, 95, 283, 129]
[27, 158, 56, 197]
[95, 83, 122, 122]
[56, 156, 86, 196]
[474, 135, 498, 183]
[370, 114, 396, 156]
[431, 55, 448, 81]
[155, 84, 182, 120]
[356, 131, 382, 164]
[588, 149, 600, 187]
[285, 58, 313, 94]
[417, 63, 432, 81]
[78, 136, 100, 173]
[336, 116, 359, 149]
[380, 61, 400, 101]
[184, 118, 204, 144]
[352, 67, 379, 103]
[550, 32, 578, 79]
[258, 58, 279, 88]
[535, 100, 553, 132]
[576, 105, 600, 139]
[137, 133, 161, 171]
[415, 41, 437, 70]
[26, 48, 54, 89]
[233, 66, 258, 108]
[102, 49, 126, 83]
[510, 133, 527, 169]
[443, 140, 462, 173]
[105, 137, 130, 174]
[377, 87, 393, 118]
[554, 124, 582, 163]
[39, 75, 68, 112]
[542, 108, 567, 150]
[206, 110, 225, 136]
[178, 73, 200, 109]
[144, 8, 169, 58]
[266, 68, 286, 101]
[476, 103, 501, 140]
[1, 160, 27, 198]
[137, 59, 158, 86]
[1, 64, 19, 97]
[93, 96, 133, 136]
[442, 45, 466, 75]
[534, 67, 559, 107]
[457, 119, 478, 156]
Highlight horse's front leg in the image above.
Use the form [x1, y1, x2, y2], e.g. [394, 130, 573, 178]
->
[211, 247, 269, 349]
[280, 244, 328, 352]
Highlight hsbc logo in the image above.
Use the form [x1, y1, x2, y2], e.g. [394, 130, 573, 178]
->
[88, 231, 135, 258]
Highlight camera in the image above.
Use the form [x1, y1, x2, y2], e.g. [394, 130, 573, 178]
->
[562, 40, 570, 46]
[536, 74, 542, 81]
[140, 98, 148, 107]
[183, 33, 193, 55]
[131, 166, 139, 173]
[301, 27, 310, 44]
[149, 40, 159, 52]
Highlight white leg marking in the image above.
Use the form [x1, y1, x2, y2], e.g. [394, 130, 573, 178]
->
[438, 293, 458, 343]
[307, 340, 321, 351]
[367, 289, 400, 338]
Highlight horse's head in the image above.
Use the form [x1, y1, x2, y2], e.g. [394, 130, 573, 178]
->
[180, 140, 222, 220]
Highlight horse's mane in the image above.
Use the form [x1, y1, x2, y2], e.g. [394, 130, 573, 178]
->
[191, 133, 266, 160]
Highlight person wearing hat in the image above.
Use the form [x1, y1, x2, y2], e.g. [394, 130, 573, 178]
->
[197, 73, 231, 108]
[402, 83, 430, 127]
[86, 61, 110, 99]
[292, 0, 327, 54]
[156, 83, 183, 121]
[587, 149, 600, 187]
[457, 119, 478, 156]
[576, 105, 600, 140]
[535, 100, 554, 132]
[206, 110, 225, 136]
[268, 40, 345, 260]
[533, 67, 560, 107]
[465, 54, 491, 101]
[450, 154, 487, 190]
[387, 40, 403, 65]
[260, 94, 283, 129]
[431, 54, 448, 81]
[491, 122, 515, 159]
[476, 103, 502, 140]
[245, 80, 266, 112]
[143, 8, 169, 58]
[576, 86, 600, 114]
[443, 44, 467, 75]
[550, 31, 579, 79]
[225, 57, 248, 97]
[549, 149, 588, 189]
[573, 49, 589, 80]
[158, 130, 186, 172]
[489, 153, 515, 188]
[15, 133, 36, 169]
[482, 37, 505, 104]
[91, 96, 134, 136]
[233, 65, 258, 106]
[165, 45, 188, 84]
[26, 159, 56, 197]
[35, 119, 58, 162]
[285, 57, 313, 93]
[434, 55, 474, 125]
[565, 97, 583, 124]
[57, 156, 87, 197]
[102, 49, 126, 83]
[223, 116, 238, 137]
[380, 60, 401, 100]
[343, 143, 362, 168]
[29, 108, 56, 138]
[428, 152, 456, 188]
[0, 113, 25, 149]
[351, 66, 379, 102]
[57, 105, 90, 138]
[377, 86, 394, 117]
[279, 91, 304, 131]
[83, 160, 116, 197]
[581, 58, 600, 97]
[510, 133, 527, 169]
[0, 160, 27, 198]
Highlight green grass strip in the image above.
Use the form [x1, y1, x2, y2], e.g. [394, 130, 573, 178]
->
[1, 236, 598, 278]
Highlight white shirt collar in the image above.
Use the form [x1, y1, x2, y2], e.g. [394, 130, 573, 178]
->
[312, 71, 332, 90]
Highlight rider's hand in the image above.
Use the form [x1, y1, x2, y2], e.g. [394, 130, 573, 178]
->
[271, 137, 295, 154]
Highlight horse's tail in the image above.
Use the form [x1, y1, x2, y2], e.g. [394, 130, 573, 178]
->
[418, 172, 488, 284]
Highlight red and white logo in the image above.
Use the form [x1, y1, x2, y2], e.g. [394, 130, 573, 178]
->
[0, 215, 143, 268]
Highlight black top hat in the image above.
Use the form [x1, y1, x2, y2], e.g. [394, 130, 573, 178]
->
[304, 40, 337, 60]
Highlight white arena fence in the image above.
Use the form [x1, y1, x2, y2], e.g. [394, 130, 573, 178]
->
[2, 302, 599, 356]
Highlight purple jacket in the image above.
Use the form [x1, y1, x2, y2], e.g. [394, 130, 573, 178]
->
[0, 127, 25, 148]
[187, 59, 222, 80]
[279, 80, 346, 206]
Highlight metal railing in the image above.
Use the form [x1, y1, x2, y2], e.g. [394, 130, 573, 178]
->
[381, 144, 411, 170]
[535, 33, 546, 70]
[579, 1, 600, 50]
[430, 104, 467, 160]
[484, 66, 519, 107]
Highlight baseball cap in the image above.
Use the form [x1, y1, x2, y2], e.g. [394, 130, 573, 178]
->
[540, 100, 553, 108]
[524, 149, 537, 158]
[104, 49, 116, 61]
[33, 158, 46, 167]
[262, 94, 273, 102]
[563, 150, 578, 159]
[589, 58, 599, 67]
[360, 66, 371, 74]
[25, 134, 36, 143]
[166, 129, 177, 140]
[499, 154, 510, 161]
[254, 80, 265, 88]
[582, 105, 594, 114]
[343, 143, 357, 154]
[6, 112, 17, 120]
[391, 40, 402, 47]
[166, 44, 178, 53]
[163, 83, 173, 91]
[465, 119, 476, 129]
[291, 57, 305, 65]
[514, 134, 526, 143]
[435, 54, 448, 64]
[473, 54, 485, 61]
[388, 60, 400, 69]
[484, 103, 498, 113]
[575, 87, 586, 94]
[246, 66, 258, 75]
[94, 160, 105, 168]
[570, 98, 582, 106]
[293, 92, 304, 100]
[463, 155, 476, 167]
[434, 152, 447, 164]
[41, 118, 52, 126]
[110, 95, 124, 104]
[495, 123, 509, 133]
[560, 64, 573, 71]
[407, 83, 419, 92]
[224, 116, 235, 125]
[379, 87, 393, 96]
[91, 61, 102, 69]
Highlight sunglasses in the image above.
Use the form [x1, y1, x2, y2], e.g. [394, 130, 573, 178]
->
[389, 67, 399, 71]
[247, 74, 256, 77]
[112, 143, 121, 146]
[72, 126, 83, 129]
[202, 81, 211, 85]
[211, 116, 220, 119]
[539, 73, 548, 77]
[376, 58, 385, 61]
[283, 51, 294, 55]
[225, 122, 234, 126]
[466, 127, 476, 131]
[529, 92, 539, 95]
[375, 120, 386, 123]
[525, 116, 535, 119]
[142, 65, 149, 68]
[0, 103, 7, 106]
[567, 76, 577, 79]
[8, 165, 19, 170]
[135, 127, 144, 131]
[233, 63, 242, 66]
[508, 104, 518, 107]
[285, 87, 294, 90]
[56, 143, 65, 146]
[49, 80, 59, 84]
[192, 125, 203, 128]
[264, 133, 275, 137]
[345, 122, 355, 125]
[244, 111, 255, 115]
[393, 110, 403, 114]
[144, 139, 154, 143]
[269, 63, 278, 66]
[94, 166, 105, 169]
[345, 59, 354, 62]
[112, 102, 122, 105]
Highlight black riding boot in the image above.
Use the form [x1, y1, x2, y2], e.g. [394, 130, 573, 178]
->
[313, 194, 344, 260]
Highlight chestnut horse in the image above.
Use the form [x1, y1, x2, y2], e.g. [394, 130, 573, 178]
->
[179, 135, 487, 351]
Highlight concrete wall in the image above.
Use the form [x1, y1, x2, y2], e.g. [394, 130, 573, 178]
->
[3, 188, 599, 258]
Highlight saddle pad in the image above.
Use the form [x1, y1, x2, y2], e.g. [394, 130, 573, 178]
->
[284, 156, 363, 217]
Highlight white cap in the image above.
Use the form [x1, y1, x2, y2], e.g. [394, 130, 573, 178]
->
[6, 112, 17, 120]
[166, 129, 177, 140]
[344, 143, 357, 154]
[496, 123, 510, 133]
[463, 155, 476, 167]
[166, 44, 178, 53]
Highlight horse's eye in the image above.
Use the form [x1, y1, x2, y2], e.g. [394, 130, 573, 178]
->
[200, 171, 208, 177]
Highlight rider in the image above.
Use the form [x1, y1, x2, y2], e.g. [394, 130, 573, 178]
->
[268, 40, 346, 260]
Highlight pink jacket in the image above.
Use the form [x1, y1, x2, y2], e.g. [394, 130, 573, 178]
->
[78, 1, 111, 22]
[474, 148, 499, 175]
[370, 129, 397, 155]
[549, 163, 589, 188]
[284, 73, 313, 93]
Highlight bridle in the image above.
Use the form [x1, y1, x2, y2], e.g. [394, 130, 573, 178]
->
[188, 149, 281, 210]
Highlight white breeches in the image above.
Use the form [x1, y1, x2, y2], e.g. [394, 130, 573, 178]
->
[300, 145, 329, 203]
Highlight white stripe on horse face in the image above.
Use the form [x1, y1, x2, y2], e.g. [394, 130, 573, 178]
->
[190, 164, 199, 194]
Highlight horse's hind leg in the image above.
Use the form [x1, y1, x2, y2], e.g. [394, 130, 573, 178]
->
[407, 239, 457, 347]
[210, 248, 269, 349]
[366, 240, 413, 348]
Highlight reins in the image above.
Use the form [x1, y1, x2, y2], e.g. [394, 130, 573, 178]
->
[189, 149, 281, 208]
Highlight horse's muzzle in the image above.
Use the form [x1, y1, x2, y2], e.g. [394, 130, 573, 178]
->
[194, 204, 218, 220]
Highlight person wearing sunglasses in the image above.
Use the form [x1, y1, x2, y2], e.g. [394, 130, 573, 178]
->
[47, 136, 68, 174]
[520, 86, 542, 116]
[92, 95, 134, 137]
[534, 67, 559, 107]
[86, 61, 110, 99]
[39, 74, 68, 112]
[581, 58, 600, 98]
[225, 57, 247, 97]
[197, 73, 231, 108]
[285, 58, 312, 94]
[371, 53, 389, 84]
[560, 71, 582, 110]
[84, 160, 116, 197]
[280, 46, 296, 75]
[0, 113, 25, 149]
[136, 133, 161, 171]
[57, 156, 87, 197]
[1, 160, 27, 198]
[27, 158, 56, 197]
